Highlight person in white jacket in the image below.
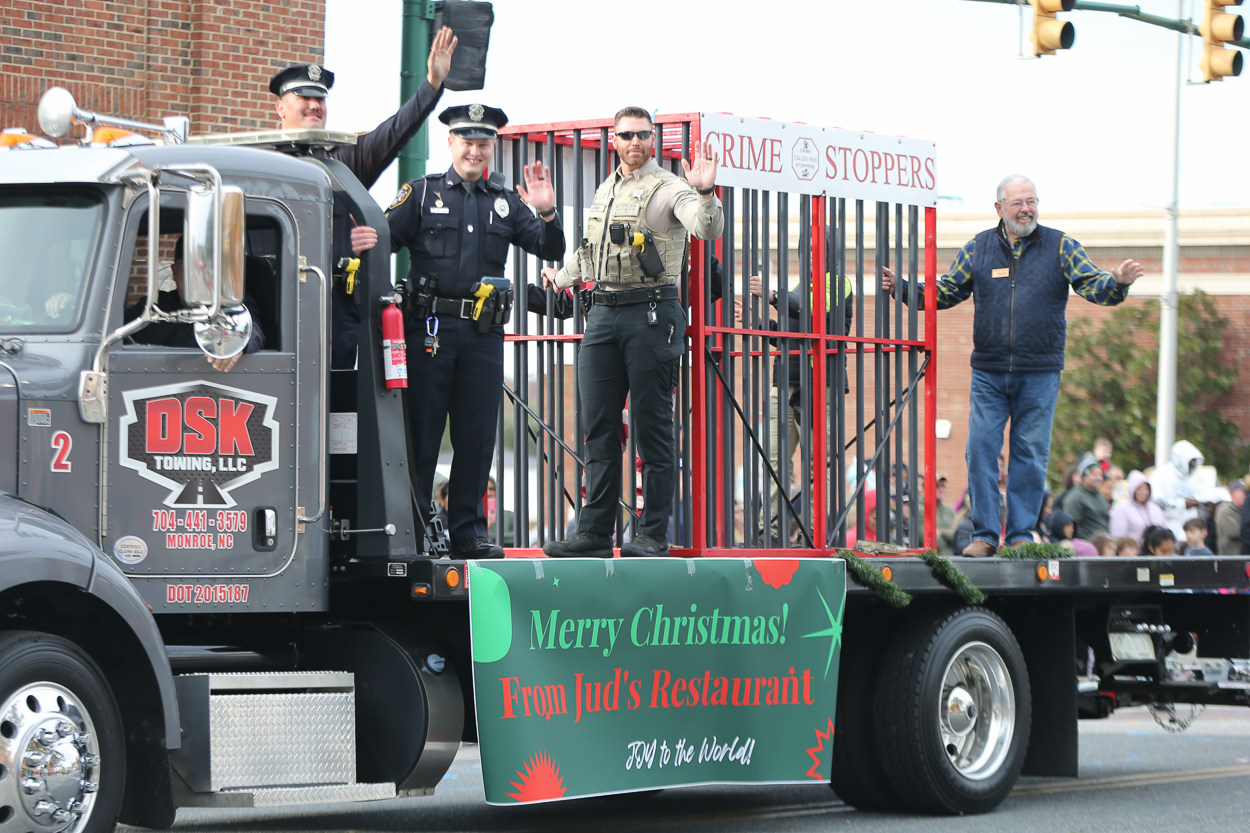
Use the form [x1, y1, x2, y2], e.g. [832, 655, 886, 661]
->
[1149, 440, 1204, 539]
[1110, 470, 1166, 546]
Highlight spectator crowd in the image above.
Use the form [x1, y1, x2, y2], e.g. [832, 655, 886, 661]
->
[928, 437, 1248, 559]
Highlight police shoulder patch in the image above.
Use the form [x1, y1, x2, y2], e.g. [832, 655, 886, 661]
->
[387, 183, 413, 211]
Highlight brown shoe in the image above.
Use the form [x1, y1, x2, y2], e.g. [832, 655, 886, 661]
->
[962, 540, 998, 557]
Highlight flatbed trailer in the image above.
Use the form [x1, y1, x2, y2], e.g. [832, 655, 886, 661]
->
[826, 552, 1250, 811]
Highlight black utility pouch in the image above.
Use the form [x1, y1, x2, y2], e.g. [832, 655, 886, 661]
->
[634, 227, 666, 279]
[487, 283, 507, 325]
[471, 277, 511, 332]
[401, 275, 438, 324]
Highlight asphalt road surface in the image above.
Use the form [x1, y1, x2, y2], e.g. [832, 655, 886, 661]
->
[132, 706, 1250, 833]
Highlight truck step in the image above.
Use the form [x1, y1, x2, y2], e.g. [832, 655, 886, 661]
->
[178, 781, 397, 809]
[171, 671, 360, 793]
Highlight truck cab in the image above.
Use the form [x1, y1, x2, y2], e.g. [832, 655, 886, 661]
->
[0, 91, 469, 833]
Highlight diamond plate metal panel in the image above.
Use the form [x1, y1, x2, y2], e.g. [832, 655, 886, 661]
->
[248, 782, 396, 807]
[209, 692, 356, 790]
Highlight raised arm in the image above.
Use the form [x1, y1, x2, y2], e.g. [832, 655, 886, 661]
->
[342, 27, 456, 189]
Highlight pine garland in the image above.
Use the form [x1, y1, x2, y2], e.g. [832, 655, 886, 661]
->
[837, 550, 913, 609]
[995, 542, 1075, 560]
[916, 549, 986, 605]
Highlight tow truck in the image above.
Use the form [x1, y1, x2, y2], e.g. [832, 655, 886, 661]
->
[0, 89, 1247, 832]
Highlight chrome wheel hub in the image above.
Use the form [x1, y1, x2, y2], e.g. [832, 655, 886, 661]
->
[0, 683, 100, 833]
[944, 686, 977, 736]
[938, 642, 1015, 781]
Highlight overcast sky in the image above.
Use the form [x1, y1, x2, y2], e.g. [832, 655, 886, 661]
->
[324, 0, 1249, 215]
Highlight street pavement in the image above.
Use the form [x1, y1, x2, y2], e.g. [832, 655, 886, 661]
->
[130, 706, 1250, 833]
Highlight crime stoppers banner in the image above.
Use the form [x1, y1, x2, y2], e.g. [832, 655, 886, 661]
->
[468, 557, 845, 804]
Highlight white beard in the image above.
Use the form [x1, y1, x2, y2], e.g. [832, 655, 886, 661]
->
[1004, 214, 1037, 238]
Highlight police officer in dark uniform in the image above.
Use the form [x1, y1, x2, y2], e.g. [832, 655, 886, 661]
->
[386, 105, 564, 558]
[269, 26, 458, 368]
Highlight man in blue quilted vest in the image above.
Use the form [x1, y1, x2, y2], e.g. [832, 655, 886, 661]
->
[881, 175, 1143, 556]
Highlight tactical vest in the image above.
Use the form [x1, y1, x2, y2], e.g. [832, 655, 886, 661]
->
[579, 167, 688, 284]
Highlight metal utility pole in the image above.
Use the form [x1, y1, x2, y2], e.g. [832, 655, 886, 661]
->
[1156, 0, 1183, 471]
[397, 0, 436, 281]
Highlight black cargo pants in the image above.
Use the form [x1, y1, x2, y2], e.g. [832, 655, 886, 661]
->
[404, 316, 504, 546]
[576, 297, 684, 539]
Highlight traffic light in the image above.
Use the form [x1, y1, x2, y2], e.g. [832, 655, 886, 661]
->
[1200, 0, 1244, 82]
[1030, 0, 1076, 57]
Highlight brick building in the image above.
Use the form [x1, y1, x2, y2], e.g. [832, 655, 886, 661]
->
[1, 0, 324, 137]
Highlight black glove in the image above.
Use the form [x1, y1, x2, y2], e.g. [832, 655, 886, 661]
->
[526, 283, 575, 320]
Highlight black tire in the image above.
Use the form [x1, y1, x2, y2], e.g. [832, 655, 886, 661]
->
[0, 630, 126, 833]
[828, 617, 900, 811]
[873, 607, 1031, 815]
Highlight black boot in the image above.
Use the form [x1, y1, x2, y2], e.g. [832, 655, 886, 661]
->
[453, 537, 505, 559]
[542, 531, 614, 559]
[621, 534, 669, 558]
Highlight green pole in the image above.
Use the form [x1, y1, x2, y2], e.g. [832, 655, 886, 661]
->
[397, 0, 436, 281]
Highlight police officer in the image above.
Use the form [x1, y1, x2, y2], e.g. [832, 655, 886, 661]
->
[541, 106, 723, 559]
[387, 105, 564, 559]
[269, 25, 457, 368]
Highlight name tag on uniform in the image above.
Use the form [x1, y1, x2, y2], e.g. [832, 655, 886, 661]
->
[991, 268, 1010, 278]
[429, 207, 450, 214]
[589, 204, 607, 213]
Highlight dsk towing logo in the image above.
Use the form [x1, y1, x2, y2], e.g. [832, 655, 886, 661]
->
[119, 381, 279, 507]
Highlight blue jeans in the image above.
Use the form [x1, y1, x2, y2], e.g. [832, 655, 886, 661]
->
[966, 369, 1061, 548]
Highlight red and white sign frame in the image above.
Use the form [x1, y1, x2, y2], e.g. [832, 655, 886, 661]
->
[700, 113, 937, 207]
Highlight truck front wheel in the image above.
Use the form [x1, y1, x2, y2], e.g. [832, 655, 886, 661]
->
[873, 607, 1031, 815]
[0, 631, 125, 833]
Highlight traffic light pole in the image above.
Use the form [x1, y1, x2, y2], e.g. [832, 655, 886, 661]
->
[963, 1, 1250, 49]
[397, 0, 436, 283]
[966, 0, 1247, 469]
[1157, 0, 1183, 472]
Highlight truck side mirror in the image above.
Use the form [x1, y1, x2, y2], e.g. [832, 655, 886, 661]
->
[183, 185, 246, 307]
[184, 184, 251, 359]
[193, 306, 254, 361]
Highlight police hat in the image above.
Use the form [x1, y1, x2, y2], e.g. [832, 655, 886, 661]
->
[439, 104, 507, 139]
[269, 64, 335, 98]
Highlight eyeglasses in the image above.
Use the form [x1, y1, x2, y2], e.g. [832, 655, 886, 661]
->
[1004, 198, 1038, 211]
[615, 130, 653, 141]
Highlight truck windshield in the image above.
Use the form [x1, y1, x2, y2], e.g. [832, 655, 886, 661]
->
[0, 192, 103, 331]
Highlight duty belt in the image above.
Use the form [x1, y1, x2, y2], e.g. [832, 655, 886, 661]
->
[590, 284, 680, 307]
[431, 297, 477, 319]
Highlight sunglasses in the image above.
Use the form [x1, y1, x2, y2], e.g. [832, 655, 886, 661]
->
[615, 130, 654, 141]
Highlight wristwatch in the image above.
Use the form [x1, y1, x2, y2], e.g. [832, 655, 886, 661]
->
[696, 186, 715, 196]
[538, 206, 557, 219]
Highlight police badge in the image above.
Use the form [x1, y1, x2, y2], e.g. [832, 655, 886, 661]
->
[494, 197, 509, 218]
[469, 104, 485, 122]
[308, 64, 322, 82]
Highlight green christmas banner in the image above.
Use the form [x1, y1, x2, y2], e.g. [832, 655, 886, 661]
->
[467, 557, 845, 804]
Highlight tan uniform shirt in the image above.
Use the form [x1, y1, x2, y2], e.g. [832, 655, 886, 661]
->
[552, 157, 723, 291]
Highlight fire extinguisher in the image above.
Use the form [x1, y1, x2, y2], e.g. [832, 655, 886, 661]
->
[380, 294, 407, 389]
